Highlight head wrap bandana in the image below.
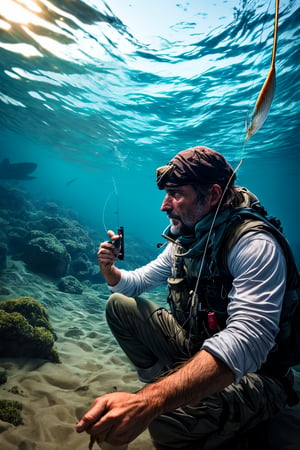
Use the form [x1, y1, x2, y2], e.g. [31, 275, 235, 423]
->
[156, 146, 236, 190]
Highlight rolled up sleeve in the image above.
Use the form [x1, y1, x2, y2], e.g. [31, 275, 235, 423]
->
[109, 244, 173, 297]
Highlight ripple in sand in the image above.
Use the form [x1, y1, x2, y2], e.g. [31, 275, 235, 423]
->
[86, 331, 99, 338]
[64, 327, 85, 338]
[77, 342, 94, 352]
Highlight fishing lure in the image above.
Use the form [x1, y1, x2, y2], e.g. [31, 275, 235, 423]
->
[245, 0, 280, 142]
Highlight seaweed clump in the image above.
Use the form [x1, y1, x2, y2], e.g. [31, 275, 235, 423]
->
[0, 296, 59, 362]
[0, 399, 23, 426]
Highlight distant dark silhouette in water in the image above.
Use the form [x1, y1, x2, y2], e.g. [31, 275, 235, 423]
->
[0, 158, 37, 180]
[65, 177, 79, 187]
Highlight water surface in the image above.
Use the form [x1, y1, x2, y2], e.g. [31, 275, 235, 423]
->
[0, 0, 299, 254]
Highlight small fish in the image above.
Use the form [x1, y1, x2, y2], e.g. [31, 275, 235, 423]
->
[245, 0, 279, 142]
[65, 177, 79, 187]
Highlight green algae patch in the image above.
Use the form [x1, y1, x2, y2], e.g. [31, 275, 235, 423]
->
[0, 297, 60, 362]
[0, 399, 23, 426]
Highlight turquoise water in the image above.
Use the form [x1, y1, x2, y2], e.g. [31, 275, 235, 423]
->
[0, 0, 299, 259]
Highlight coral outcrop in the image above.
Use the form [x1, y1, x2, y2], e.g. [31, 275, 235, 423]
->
[0, 296, 59, 362]
[23, 233, 71, 278]
[57, 275, 83, 294]
[0, 184, 160, 283]
[0, 399, 23, 426]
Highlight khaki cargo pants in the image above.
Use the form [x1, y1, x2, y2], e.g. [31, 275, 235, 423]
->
[105, 293, 289, 450]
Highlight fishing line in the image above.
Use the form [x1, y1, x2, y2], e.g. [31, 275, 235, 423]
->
[102, 191, 113, 234]
[112, 176, 120, 228]
[245, 0, 279, 142]
[187, 0, 279, 335]
[245, 0, 271, 111]
[101, 177, 125, 260]
[188, 158, 244, 322]
[168, 155, 244, 344]
[102, 176, 120, 233]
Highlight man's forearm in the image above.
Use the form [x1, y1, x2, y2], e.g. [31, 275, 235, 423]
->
[101, 264, 121, 286]
[75, 350, 235, 445]
[137, 349, 234, 415]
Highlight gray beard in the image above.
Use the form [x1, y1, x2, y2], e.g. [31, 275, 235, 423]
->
[170, 222, 194, 236]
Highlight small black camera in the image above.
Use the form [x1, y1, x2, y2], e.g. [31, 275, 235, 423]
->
[110, 226, 124, 260]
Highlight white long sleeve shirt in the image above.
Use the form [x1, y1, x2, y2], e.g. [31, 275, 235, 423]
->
[109, 231, 287, 382]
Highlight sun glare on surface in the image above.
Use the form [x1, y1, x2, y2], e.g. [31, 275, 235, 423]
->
[0, 0, 72, 58]
[0, 0, 42, 24]
[18, 0, 41, 13]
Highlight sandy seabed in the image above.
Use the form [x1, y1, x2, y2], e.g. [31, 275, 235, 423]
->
[0, 260, 157, 450]
[2, 260, 300, 450]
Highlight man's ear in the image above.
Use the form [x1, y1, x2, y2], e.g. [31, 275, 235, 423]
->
[210, 184, 223, 206]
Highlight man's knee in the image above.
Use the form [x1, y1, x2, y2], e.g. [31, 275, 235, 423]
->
[106, 293, 160, 324]
[106, 292, 134, 319]
[106, 292, 122, 312]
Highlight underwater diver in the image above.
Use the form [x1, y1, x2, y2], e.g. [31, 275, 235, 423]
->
[76, 146, 300, 449]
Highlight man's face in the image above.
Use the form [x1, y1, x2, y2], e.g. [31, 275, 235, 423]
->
[160, 185, 212, 235]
